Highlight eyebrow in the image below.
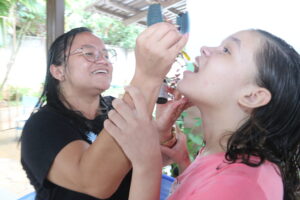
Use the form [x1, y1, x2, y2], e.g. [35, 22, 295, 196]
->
[229, 36, 241, 49]
[81, 44, 95, 48]
[81, 44, 107, 51]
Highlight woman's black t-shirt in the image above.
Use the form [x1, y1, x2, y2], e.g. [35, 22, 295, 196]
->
[21, 96, 131, 200]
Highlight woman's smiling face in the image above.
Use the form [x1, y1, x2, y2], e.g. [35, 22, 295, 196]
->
[61, 32, 113, 95]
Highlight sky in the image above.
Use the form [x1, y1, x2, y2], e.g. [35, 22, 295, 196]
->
[186, 0, 300, 58]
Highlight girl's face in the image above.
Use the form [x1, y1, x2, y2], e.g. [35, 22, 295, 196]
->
[61, 32, 113, 95]
[177, 30, 262, 108]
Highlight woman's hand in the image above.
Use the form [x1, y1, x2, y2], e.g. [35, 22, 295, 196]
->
[104, 86, 162, 168]
[134, 22, 189, 82]
[161, 126, 191, 173]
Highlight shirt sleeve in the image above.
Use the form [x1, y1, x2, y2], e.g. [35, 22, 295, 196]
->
[187, 174, 267, 200]
[21, 109, 82, 186]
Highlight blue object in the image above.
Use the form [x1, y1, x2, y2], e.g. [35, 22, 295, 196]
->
[177, 12, 190, 34]
[160, 174, 176, 200]
[148, 3, 189, 34]
[17, 191, 36, 200]
[147, 4, 163, 26]
[16, 176, 175, 200]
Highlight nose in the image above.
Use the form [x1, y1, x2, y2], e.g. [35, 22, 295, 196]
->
[94, 55, 110, 65]
[200, 46, 211, 56]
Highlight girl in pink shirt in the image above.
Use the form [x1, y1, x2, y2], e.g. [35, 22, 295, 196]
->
[104, 29, 300, 200]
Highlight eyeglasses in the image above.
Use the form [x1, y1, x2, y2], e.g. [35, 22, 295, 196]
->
[70, 45, 117, 64]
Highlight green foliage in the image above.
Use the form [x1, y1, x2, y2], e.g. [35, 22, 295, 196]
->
[4, 85, 40, 102]
[0, 0, 10, 16]
[169, 113, 204, 177]
[65, 0, 144, 49]
[179, 116, 204, 161]
[0, 0, 45, 41]
[16, 0, 45, 36]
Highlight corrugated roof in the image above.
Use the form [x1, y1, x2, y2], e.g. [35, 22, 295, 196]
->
[86, 0, 187, 26]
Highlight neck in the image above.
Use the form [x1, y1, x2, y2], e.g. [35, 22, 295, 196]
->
[60, 86, 101, 120]
[196, 103, 249, 156]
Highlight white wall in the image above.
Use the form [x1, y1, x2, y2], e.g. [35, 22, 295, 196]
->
[3, 36, 47, 91]
[0, 37, 136, 92]
[186, 0, 300, 59]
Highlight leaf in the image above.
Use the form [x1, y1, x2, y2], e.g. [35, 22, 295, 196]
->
[181, 111, 188, 117]
[187, 134, 202, 145]
[183, 127, 192, 134]
[194, 117, 202, 127]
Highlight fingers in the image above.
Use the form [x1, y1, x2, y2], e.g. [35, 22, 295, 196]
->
[148, 22, 178, 41]
[159, 29, 182, 50]
[104, 119, 122, 140]
[166, 87, 186, 101]
[112, 98, 136, 124]
[124, 86, 149, 119]
[138, 22, 177, 45]
[107, 109, 127, 130]
[168, 34, 189, 56]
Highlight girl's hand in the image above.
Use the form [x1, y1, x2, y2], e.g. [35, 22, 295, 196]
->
[161, 125, 191, 173]
[104, 86, 162, 168]
[155, 87, 192, 142]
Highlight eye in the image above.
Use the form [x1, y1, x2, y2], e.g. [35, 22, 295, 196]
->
[223, 47, 231, 54]
[84, 51, 95, 58]
[103, 53, 110, 60]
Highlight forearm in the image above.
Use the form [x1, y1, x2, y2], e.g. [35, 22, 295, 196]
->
[127, 71, 163, 115]
[129, 162, 162, 200]
[79, 132, 130, 198]
[79, 75, 163, 197]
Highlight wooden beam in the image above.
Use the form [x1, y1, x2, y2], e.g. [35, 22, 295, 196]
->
[94, 5, 128, 19]
[168, 7, 181, 15]
[123, 0, 182, 25]
[46, 0, 64, 51]
[107, 0, 138, 13]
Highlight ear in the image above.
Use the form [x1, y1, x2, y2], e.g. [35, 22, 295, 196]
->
[238, 86, 272, 109]
[50, 64, 65, 81]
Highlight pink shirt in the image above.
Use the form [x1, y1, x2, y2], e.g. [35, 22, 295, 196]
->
[167, 152, 283, 200]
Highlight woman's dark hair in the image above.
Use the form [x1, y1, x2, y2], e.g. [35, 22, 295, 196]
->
[37, 27, 91, 109]
[34, 27, 104, 139]
[225, 29, 300, 200]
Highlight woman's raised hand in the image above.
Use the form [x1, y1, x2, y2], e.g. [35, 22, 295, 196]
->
[134, 22, 189, 82]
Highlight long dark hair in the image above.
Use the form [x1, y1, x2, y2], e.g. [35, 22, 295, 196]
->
[37, 27, 92, 109]
[225, 29, 300, 200]
[34, 27, 105, 138]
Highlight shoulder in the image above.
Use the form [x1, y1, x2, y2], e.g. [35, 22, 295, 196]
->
[211, 161, 283, 200]
[184, 166, 267, 200]
[25, 105, 72, 127]
[218, 160, 281, 183]
[21, 105, 82, 147]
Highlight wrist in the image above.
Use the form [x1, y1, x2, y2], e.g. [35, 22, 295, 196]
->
[132, 152, 162, 172]
[132, 68, 164, 86]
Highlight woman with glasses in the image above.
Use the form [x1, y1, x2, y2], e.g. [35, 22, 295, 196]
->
[20, 25, 188, 200]
[105, 29, 300, 200]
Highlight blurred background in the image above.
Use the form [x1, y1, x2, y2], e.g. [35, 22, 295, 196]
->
[0, 0, 299, 199]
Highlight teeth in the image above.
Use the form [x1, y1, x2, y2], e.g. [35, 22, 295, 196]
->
[92, 69, 108, 74]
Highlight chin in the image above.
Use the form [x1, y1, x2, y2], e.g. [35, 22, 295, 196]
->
[177, 80, 186, 93]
